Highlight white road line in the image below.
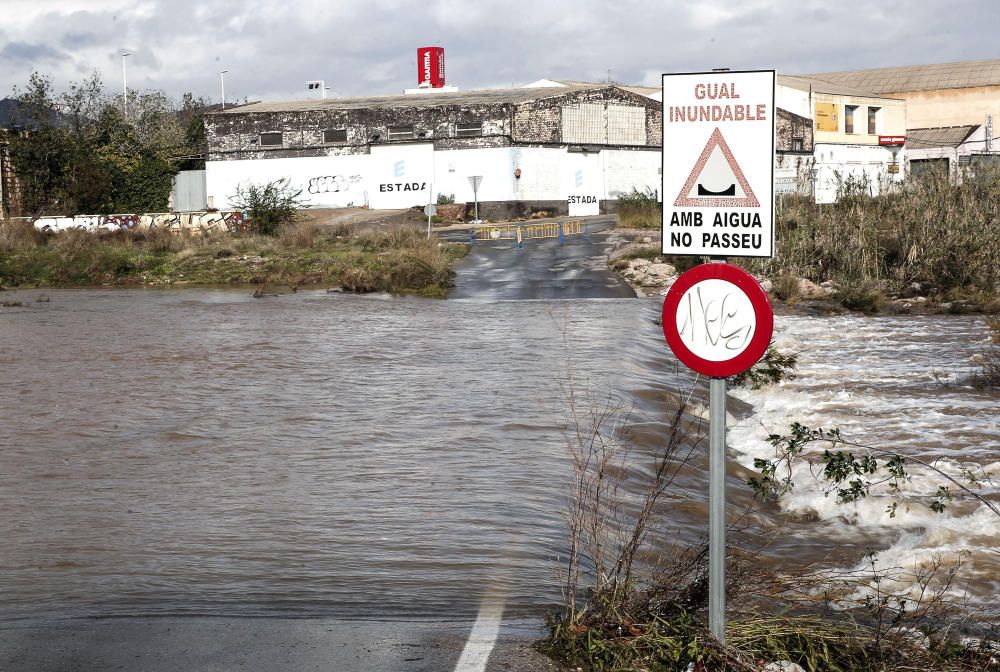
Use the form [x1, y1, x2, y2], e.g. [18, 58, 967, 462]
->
[453, 597, 506, 672]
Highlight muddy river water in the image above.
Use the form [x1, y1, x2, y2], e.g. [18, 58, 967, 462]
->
[1, 289, 996, 622]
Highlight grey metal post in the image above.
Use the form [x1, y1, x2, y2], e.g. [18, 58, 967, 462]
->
[709, 375, 726, 643]
[709, 255, 727, 644]
[474, 189, 480, 223]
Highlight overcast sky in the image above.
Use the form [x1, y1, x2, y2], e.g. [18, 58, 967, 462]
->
[2, 0, 997, 104]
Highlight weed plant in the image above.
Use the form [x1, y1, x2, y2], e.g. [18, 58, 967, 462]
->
[973, 318, 1000, 388]
[617, 187, 662, 229]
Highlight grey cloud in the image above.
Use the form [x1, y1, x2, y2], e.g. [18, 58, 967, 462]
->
[61, 31, 102, 49]
[1, 41, 66, 63]
[1, 0, 998, 103]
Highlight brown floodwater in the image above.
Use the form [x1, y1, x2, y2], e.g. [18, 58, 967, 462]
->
[0, 289, 996, 622]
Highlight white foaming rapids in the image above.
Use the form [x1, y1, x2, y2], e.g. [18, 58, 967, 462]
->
[729, 315, 1000, 605]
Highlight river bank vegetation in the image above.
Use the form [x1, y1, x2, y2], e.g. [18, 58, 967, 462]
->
[616, 168, 1000, 314]
[0, 218, 465, 297]
[542, 376, 999, 671]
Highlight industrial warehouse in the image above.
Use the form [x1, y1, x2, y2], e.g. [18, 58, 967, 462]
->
[205, 84, 664, 219]
[199, 52, 998, 217]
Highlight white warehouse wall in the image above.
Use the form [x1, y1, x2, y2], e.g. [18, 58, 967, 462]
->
[813, 143, 905, 203]
[775, 85, 811, 120]
[206, 146, 662, 213]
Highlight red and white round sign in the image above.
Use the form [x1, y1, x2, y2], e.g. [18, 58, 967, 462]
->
[661, 263, 773, 378]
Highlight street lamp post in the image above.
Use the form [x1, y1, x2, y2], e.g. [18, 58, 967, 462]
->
[121, 51, 131, 117]
[220, 70, 229, 110]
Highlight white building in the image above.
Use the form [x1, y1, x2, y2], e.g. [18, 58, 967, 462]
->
[777, 75, 907, 203]
[204, 85, 663, 219]
[906, 124, 999, 176]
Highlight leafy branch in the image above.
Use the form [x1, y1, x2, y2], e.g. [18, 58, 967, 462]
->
[748, 422, 998, 519]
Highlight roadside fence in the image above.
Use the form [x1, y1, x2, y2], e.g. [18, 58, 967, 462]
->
[469, 219, 590, 249]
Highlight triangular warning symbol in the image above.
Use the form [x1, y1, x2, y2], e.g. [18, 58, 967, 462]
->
[674, 127, 759, 207]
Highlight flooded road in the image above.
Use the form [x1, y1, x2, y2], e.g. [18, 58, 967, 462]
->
[1, 289, 996, 622]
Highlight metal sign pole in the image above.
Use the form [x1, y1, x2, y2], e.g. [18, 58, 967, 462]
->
[468, 176, 483, 224]
[427, 184, 433, 238]
[708, 255, 727, 644]
[709, 374, 726, 643]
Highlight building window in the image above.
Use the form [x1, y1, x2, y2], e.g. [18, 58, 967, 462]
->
[259, 132, 282, 147]
[844, 105, 858, 134]
[323, 129, 347, 144]
[456, 121, 483, 137]
[868, 107, 879, 135]
[562, 103, 646, 145]
[388, 126, 414, 140]
[791, 138, 803, 152]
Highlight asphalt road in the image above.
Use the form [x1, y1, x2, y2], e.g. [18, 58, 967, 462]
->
[0, 617, 559, 672]
[446, 217, 637, 300]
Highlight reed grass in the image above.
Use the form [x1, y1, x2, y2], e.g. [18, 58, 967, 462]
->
[616, 187, 662, 229]
[747, 167, 1000, 300]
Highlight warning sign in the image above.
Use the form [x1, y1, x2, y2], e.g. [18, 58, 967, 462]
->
[661, 70, 775, 258]
[675, 128, 759, 208]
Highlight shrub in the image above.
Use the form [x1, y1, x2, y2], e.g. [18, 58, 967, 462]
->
[973, 318, 1000, 389]
[729, 343, 798, 389]
[616, 186, 661, 229]
[436, 193, 456, 205]
[836, 279, 885, 313]
[773, 273, 800, 302]
[229, 178, 304, 236]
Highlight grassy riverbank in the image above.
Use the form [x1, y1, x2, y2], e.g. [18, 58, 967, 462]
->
[0, 220, 467, 296]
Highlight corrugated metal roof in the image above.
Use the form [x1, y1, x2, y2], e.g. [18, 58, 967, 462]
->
[215, 85, 608, 114]
[906, 125, 979, 148]
[777, 74, 897, 99]
[800, 59, 1000, 93]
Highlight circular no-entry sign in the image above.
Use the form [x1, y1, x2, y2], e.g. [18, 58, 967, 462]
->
[662, 263, 773, 378]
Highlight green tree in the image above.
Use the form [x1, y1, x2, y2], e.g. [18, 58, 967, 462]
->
[7, 70, 210, 216]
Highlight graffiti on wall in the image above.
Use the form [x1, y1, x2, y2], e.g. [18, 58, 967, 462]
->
[307, 174, 362, 195]
[34, 211, 249, 235]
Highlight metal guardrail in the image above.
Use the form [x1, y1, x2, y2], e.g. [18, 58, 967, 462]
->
[469, 219, 589, 249]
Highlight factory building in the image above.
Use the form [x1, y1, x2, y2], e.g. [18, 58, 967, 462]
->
[906, 124, 999, 176]
[205, 63, 811, 217]
[204, 56, 995, 215]
[802, 59, 1000, 129]
[801, 60, 1000, 176]
[205, 84, 663, 218]
[776, 75, 907, 202]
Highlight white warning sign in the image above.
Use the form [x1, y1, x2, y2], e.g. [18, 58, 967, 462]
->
[661, 70, 775, 258]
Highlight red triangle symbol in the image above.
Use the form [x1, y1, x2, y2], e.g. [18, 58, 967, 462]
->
[674, 127, 759, 208]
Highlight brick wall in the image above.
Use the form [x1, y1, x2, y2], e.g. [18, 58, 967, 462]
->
[207, 86, 664, 161]
[776, 108, 813, 153]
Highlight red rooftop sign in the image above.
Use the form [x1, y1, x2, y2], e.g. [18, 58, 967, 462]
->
[879, 136, 906, 146]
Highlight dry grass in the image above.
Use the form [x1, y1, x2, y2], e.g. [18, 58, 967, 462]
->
[0, 219, 463, 295]
[747, 168, 1000, 299]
